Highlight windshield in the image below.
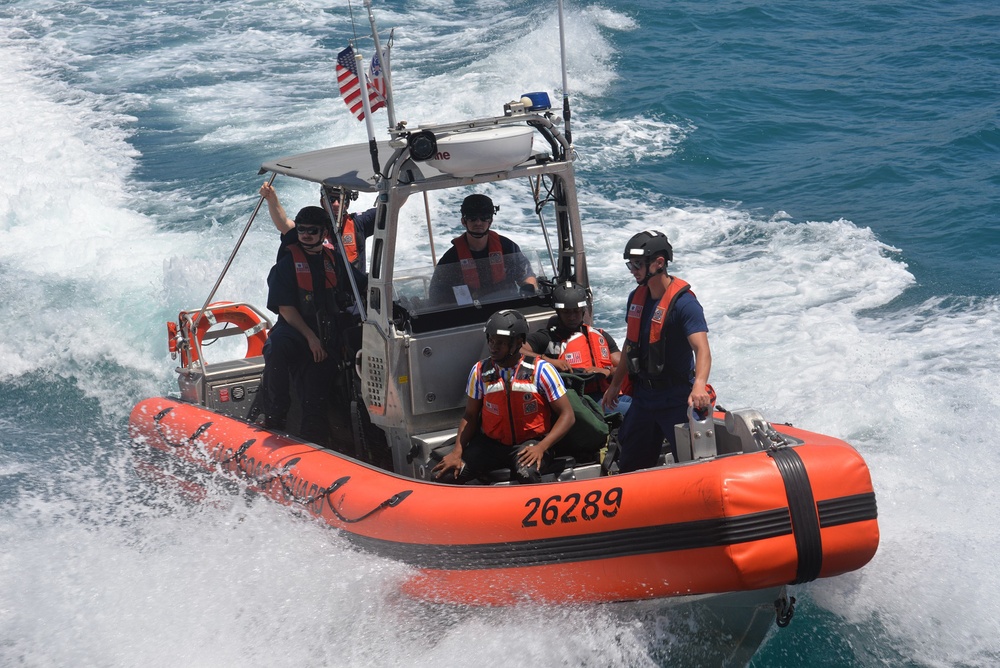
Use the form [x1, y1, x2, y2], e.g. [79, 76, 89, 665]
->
[395, 250, 548, 314]
[389, 186, 556, 321]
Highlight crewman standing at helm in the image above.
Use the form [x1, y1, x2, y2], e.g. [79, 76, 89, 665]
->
[434, 309, 575, 484]
[602, 230, 713, 472]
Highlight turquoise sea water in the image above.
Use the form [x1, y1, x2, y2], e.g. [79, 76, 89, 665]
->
[1, 1, 998, 665]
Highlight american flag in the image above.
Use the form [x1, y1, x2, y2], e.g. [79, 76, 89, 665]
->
[336, 45, 385, 121]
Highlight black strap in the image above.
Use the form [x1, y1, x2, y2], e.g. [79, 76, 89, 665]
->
[768, 447, 823, 583]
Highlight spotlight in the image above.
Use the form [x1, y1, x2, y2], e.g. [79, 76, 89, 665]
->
[407, 131, 437, 161]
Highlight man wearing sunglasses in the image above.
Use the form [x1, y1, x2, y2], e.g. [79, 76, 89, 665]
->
[260, 206, 352, 448]
[428, 193, 537, 306]
[601, 230, 714, 472]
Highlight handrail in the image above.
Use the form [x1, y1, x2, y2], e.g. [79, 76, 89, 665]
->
[192, 173, 276, 331]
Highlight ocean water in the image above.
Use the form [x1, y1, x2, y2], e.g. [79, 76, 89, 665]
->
[1, 1, 998, 666]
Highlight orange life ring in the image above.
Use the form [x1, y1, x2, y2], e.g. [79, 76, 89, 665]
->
[175, 302, 269, 367]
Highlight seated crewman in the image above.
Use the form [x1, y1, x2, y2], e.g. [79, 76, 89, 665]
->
[428, 194, 537, 305]
[522, 280, 628, 409]
[433, 309, 575, 484]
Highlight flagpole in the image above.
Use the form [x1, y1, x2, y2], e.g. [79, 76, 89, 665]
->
[364, 0, 396, 129]
[353, 45, 382, 179]
[557, 0, 572, 147]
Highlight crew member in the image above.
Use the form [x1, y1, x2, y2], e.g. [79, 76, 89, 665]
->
[428, 194, 537, 305]
[522, 280, 629, 413]
[260, 206, 351, 447]
[434, 309, 575, 484]
[259, 181, 377, 272]
[601, 230, 713, 471]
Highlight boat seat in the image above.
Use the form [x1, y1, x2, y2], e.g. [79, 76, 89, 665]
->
[409, 429, 459, 480]
[546, 455, 577, 480]
[485, 468, 512, 483]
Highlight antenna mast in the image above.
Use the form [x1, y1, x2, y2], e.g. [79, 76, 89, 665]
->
[557, 0, 572, 146]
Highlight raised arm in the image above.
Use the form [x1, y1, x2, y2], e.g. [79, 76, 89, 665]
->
[260, 182, 295, 234]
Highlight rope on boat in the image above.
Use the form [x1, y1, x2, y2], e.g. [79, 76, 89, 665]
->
[270, 464, 413, 524]
[218, 438, 255, 464]
[148, 405, 412, 522]
[152, 407, 215, 450]
[279, 475, 351, 506]
[326, 487, 413, 524]
[249, 456, 302, 486]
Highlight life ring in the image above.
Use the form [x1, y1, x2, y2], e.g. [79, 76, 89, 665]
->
[175, 301, 270, 367]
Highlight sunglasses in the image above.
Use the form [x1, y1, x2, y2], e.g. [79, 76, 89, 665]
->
[465, 215, 493, 222]
[298, 226, 323, 236]
[625, 260, 645, 271]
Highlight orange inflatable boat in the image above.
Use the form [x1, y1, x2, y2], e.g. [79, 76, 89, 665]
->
[129, 56, 878, 653]
[129, 396, 878, 607]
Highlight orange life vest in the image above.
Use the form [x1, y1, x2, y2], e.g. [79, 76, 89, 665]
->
[341, 214, 359, 265]
[287, 244, 337, 319]
[453, 231, 506, 291]
[479, 355, 552, 446]
[559, 325, 614, 394]
[624, 277, 693, 380]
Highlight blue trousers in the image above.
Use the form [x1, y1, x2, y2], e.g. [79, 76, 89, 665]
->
[617, 384, 690, 473]
[261, 322, 337, 446]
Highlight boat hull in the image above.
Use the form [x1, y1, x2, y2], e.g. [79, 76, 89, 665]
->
[129, 397, 878, 606]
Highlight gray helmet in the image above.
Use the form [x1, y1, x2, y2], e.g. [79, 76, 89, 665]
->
[552, 281, 589, 309]
[624, 230, 673, 263]
[484, 309, 528, 340]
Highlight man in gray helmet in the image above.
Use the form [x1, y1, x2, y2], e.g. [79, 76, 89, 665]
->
[428, 194, 537, 305]
[601, 230, 713, 472]
[259, 181, 377, 271]
[260, 206, 353, 447]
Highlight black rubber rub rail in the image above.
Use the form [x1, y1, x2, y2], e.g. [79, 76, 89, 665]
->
[341, 490, 875, 571]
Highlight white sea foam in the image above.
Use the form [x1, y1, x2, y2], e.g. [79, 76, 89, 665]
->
[1, 2, 999, 666]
